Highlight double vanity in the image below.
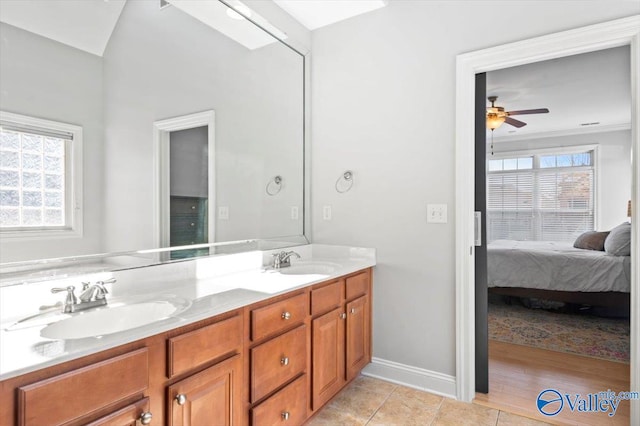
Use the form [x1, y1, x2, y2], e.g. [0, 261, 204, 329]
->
[0, 244, 375, 426]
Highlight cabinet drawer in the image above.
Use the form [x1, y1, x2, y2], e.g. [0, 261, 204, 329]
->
[252, 374, 307, 426]
[168, 313, 242, 378]
[311, 280, 343, 316]
[251, 325, 307, 402]
[85, 397, 150, 426]
[345, 271, 368, 301]
[251, 293, 307, 341]
[18, 348, 148, 426]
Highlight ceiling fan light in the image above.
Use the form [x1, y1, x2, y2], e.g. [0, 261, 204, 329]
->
[486, 113, 505, 130]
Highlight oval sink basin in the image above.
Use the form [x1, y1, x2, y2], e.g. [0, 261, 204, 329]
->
[278, 262, 339, 276]
[40, 300, 187, 340]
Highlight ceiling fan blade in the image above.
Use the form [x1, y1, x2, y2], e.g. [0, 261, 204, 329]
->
[504, 117, 527, 128]
[507, 108, 549, 116]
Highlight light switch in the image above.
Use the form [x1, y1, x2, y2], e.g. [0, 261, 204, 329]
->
[427, 204, 447, 223]
[291, 206, 299, 220]
[323, 205, 332, 221]
[218, 206, 229, 220]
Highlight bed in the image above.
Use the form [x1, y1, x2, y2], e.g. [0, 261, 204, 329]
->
[487, 240, 631, 309]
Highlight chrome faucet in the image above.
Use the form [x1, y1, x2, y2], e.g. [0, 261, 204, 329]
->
[51, 278, 116, 313]
[272, 251, 301, 269]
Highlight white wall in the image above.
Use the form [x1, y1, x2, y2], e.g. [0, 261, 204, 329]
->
[0, 23, 103, 262]
[310, 1, 639, 380]
[492, 129, 632, 231]
[102, 0, 304, 252]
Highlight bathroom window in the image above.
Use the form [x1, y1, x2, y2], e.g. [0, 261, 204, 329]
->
[0, 111, 83, 238]
[487, 148, 595, 242]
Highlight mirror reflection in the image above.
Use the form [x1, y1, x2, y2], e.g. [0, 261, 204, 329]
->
[0, 0, 305, 264]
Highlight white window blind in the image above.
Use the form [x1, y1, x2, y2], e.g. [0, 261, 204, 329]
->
[487, 150, 594, 242]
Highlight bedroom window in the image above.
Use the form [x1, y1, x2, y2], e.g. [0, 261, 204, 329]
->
[487, 149, 594, 242]
[0, 111, 83, 239]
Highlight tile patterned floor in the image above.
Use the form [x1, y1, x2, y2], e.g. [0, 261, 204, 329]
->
[305, 376, 549, 426]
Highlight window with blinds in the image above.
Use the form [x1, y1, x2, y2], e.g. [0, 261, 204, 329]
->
[487, 150, 594, 243]
[0, 111, 82, 236]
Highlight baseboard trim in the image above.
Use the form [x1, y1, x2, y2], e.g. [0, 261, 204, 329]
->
[361, 357, 457, 399]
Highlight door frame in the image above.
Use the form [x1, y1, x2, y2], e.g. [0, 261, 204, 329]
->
[454, 14, 640, 423]
[152, 110, 216, 248]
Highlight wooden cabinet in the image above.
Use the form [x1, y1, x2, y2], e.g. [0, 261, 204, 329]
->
[311, 307, 345, 409]
[167, 354, 242, 426]
[251, 374, 307, 426]
[85, 398, 151, 426]
[346, 295, 370, 381]
[250, 325, 307, 402]
[1, 268, 373, 426]
[311, 271, 372, 411]
[17, 348, 149, 426]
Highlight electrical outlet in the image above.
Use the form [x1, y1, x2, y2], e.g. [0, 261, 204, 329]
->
[291, 206, 299, 220]
[427, 204, 447, 223]
[323, 205, 332, 221]
[218, 206, 229, 220]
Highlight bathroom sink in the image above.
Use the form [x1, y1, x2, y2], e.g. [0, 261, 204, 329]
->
[40, 298, 190, 340]
[277, 262, 340, 276]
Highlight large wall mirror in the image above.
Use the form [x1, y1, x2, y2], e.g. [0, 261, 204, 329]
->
[0, 0, 306, 265]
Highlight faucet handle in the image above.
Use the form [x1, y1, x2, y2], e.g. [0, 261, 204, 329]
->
[51, 286, 78, 306]
[81, 281, 90, 291]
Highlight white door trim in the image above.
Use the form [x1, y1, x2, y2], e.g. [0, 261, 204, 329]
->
[455, 15, 640, 424]
[152, 110, 216, 248]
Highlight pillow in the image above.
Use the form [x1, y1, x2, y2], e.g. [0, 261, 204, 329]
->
[573, 231, 609, 251]
[604, 222, 631, 256]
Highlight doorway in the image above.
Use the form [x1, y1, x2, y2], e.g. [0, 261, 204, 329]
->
[153, 111, 216, 254]
[454, 15, 640, 424]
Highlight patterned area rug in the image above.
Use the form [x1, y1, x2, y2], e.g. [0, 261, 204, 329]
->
[488, 300, 630, 363]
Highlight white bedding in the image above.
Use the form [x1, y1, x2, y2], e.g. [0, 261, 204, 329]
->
[487, 240, 631, 293]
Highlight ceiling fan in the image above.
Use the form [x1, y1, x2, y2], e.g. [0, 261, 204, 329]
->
[486, 95, 549, 130]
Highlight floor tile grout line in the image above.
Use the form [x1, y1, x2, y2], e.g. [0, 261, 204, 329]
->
[363, 384, 398, 425]
[428, 394, 447, 426]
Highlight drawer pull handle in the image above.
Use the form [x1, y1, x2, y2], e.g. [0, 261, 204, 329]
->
[281, 356, 289, 366]
[340, 313, 346, 320]
[281, 412, 290, 421]
[350, 308, 356, 314]
[140, 411, 153, 425]
[281, 311, 291, 320]
[176, 394, 187, 405]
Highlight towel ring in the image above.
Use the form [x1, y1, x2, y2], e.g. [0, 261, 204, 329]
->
[335, 170, 354, 193]
[266, 175, 283, 196]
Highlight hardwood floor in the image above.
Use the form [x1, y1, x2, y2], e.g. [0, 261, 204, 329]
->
[474, 340, 631, 426]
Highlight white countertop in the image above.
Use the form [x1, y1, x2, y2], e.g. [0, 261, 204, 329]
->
[0, 244, 375, 381]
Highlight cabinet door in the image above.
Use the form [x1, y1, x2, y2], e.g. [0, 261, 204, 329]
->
[346, 295, 370, 381]
[85, 398, 150, 426]
[311, 307, 345, 410]
[167, 354, 242, 426]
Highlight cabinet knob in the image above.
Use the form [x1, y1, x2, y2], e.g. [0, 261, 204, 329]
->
[140, 411, 153, 425]
[350, 308, 356, 314]
[281, 412, 290, 421]
[190, 223, 195, 227]
[281, 311, 291, 320]
[191, 205, 196, 210]
[280, 356, 289, 366]
[340, 313, 346, 320]
[175, 394, 187, 405]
